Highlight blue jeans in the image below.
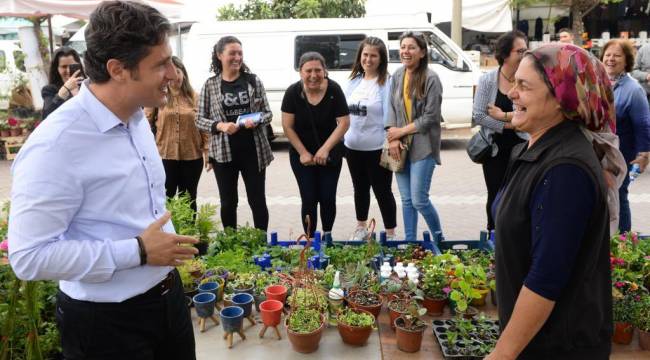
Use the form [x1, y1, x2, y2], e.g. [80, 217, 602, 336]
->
[396, 156, 443, 241]
[618, 164, 631, 232]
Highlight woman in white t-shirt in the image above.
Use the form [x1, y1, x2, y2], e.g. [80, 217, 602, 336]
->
[344, 37, 397, 240]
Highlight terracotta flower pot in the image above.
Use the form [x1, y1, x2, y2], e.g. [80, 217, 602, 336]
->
[260, 300, 283, 326]
[395, 317, 427, 353]
[347, 290, 383, 319]
[0, 130, 10, 137]
[337, 309, 375, 346]
[265, 284, 288, 304]
[612, 321, 634, 345]
[422, 295, 447, 316]
[9, 128, 22, 136]
[639, 329, 650, 351]
[286, 314, 326, 353]
[388, 299, 408, 331]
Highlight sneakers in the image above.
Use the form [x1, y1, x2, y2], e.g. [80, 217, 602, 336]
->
[350, 227, 369, 241]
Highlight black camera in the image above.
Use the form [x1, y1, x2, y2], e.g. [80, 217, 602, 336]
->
[349, 102, 367, 116]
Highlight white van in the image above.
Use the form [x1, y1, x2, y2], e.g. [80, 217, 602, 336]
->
[184, 15, 480, 137]
[0, 40, 28, 109]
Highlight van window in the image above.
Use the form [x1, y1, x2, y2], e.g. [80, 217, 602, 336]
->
[0, 50, 6, 72]
[387, 31, 460, 70]
[13, 50, 26, 72]
[294, 34, 366, 70]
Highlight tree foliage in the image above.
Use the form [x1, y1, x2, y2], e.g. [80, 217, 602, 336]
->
[218, 0, 366, 20]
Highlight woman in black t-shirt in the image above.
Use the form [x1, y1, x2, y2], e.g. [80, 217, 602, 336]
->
[281, 52, 350, 239]
[195, 36, 274, 231]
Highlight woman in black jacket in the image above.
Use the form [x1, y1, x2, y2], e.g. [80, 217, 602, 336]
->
[41, 47, 84, 119]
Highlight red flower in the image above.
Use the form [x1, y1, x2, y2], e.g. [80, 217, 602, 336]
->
[7, 117, 18, 127]
[614, 281, 625, 288]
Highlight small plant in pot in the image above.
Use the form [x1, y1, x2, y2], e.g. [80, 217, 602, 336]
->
[337, 308, 375, 346]
[449, 264, 481, 318]
[195, 203, 218, 255]
[394, 302, 428, 353]
[178, 264, 199, 303]
[286, 308, 326, 353]
[421, 263, 450, 315]
[633, 291, 650, 350]
[388, 297, 411, 331]
[347, 289, 383, 319]
[228, 272, 256, 295]
[612, 281, 640, 345]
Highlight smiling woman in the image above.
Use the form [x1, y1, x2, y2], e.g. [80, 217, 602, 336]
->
[600, 39, 650, 232]
[486, 44, 626, 360]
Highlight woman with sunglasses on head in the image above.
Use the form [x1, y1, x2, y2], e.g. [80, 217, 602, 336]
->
[344, 37, 397, 241]
[281, 52, 350, 240]
[472, 30, 529, 231]
[41, 47, 84, 119]
[385, 31, 444, 241]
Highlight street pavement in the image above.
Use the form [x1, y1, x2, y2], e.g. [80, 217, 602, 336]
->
[5, 138, 646, 240]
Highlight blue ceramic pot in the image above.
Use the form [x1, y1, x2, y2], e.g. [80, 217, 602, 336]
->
[231, 292, 254, 317]
[193, 292, 216, 318]
[220, 306, 244, 333]
[198, 281, 220, 299]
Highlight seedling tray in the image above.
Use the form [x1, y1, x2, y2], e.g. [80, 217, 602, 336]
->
[432, 318, 500, 359]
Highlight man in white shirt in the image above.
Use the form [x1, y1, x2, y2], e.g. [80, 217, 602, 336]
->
[8, 1, 198, 359]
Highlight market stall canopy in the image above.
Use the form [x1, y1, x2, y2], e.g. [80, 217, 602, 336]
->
[0, 0, 185, 20]
[366, 0, 512, 33]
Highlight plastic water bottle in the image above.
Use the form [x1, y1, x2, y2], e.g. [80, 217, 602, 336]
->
[629, 164, 641, 183]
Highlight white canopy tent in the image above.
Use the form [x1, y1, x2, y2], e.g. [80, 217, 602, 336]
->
[365, 0, 513, 33]
[0, 0, 185, 20]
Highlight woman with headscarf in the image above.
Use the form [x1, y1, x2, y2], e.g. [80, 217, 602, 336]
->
[485, 44, 626, 359]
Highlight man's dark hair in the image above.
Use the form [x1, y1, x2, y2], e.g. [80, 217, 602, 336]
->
[495, 30, 527, 66]
[83, 1, 171, 83]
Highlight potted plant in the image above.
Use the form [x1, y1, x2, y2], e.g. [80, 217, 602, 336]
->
[7, 117, 22, 136]
[347, 289, 383, 318]
[449, 264, 482, 318]
[388, 297, 410, 331]
[337, 308, 375, 346]
[286, 308, 326, 353]
[195, 203, 218, 255]
[421, 263, 450, 315]
[633, 292, 650, 350]
[612, 281, 639, 345]
[228, 272, 256, 295]
[178, 263, 199, 302]
[0, 119, 10, 137]
[166, 193, 198, 240]
[394, 301, 428, 353]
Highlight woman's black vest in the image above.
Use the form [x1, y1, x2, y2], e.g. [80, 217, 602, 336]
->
[494, 120, 612, 359]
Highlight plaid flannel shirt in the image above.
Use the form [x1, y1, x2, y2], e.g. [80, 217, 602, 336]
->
[195, 72, 274, 171]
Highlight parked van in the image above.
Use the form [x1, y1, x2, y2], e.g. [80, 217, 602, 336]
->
[0, 40, 27, 109]
[184, 14, 480, 137]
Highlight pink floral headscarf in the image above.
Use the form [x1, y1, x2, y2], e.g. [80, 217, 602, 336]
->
[528, 43, 616, 133]
[529, 43, 626, 233]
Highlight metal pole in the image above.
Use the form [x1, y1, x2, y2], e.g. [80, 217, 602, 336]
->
[452, 0, 462, 47]
[47, 16, 54, 56]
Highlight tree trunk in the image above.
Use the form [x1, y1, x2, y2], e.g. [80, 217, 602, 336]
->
[571, 0, 601, 43]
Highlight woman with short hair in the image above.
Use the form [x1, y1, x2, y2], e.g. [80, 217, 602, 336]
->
[281, 51, 350, 239]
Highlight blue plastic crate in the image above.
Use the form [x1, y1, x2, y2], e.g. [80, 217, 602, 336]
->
[323, 230, 439, 251]
[432, 230, 495, 253]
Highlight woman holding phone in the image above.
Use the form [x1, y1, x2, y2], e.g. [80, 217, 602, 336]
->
[41, 47, 84, 119]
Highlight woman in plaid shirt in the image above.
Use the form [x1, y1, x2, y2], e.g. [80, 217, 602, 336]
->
[195, 36, 274, 231]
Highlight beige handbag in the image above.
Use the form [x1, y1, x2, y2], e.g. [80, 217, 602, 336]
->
[379, 136, 411, 172]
